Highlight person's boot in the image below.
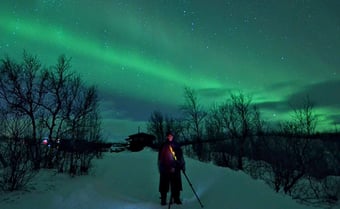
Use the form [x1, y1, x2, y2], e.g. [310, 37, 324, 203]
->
[160, 193, 167, 205]
[174, 197, 182, 204]
[173, 192, 182, 204]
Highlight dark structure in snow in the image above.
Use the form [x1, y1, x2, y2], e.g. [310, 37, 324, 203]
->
[125, 132, 155, 152]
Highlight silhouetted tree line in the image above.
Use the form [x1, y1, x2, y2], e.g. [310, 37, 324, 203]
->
[147, 87, 340, 207]
[0, 52, 104, 191]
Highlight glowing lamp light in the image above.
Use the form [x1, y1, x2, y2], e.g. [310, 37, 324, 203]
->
[42, 137, 48, 145]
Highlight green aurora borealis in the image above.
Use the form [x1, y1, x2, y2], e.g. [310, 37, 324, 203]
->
[1, 0, 339, 139]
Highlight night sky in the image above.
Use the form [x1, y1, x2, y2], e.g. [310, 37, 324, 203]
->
[1, 0, 339, 140]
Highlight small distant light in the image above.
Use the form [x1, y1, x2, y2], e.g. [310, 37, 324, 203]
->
[42, 139, 48, 145]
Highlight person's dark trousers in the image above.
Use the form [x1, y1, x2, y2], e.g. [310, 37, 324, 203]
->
[171, 190, 182, 204]
[160, 192, 167, 205]
[170, 172, 182, 204]
[159, 172, 182, 205]
[159, 173, 170, 205]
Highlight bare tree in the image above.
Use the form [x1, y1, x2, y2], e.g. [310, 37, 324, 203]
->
[34, 55, 74, 168]
[147, 111, 165, 146]
[181, 87, 206, 140]
[58, 80, 100, 175]
[0, 111, 37, 191]
[0, 52, 102, 177]
[205, 103, 225, 141]
[291, 96, 318, 136]
[40, 55, 73, 141]
[268, 96, 319, 194]
[220, 92, 261, 170]
[0, 108, 7, 168]
[0, 52, 48, 169]
[180, 87, 207, 159]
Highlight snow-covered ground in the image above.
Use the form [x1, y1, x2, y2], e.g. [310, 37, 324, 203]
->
[0, 149, 325, 209]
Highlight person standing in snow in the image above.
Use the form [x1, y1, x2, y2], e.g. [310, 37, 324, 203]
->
[158, 131, 185, 205]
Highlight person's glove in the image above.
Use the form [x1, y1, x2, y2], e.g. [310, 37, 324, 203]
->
[177, 161, 185, 172]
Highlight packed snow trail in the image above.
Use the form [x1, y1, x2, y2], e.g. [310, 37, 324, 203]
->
[0, 149, 319, 209]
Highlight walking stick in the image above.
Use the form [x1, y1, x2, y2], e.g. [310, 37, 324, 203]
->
[182, 170, 204, 208]
[168, 195, 172, 209]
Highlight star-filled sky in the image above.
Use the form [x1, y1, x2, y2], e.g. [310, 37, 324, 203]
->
[1, 0, 339, 140]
